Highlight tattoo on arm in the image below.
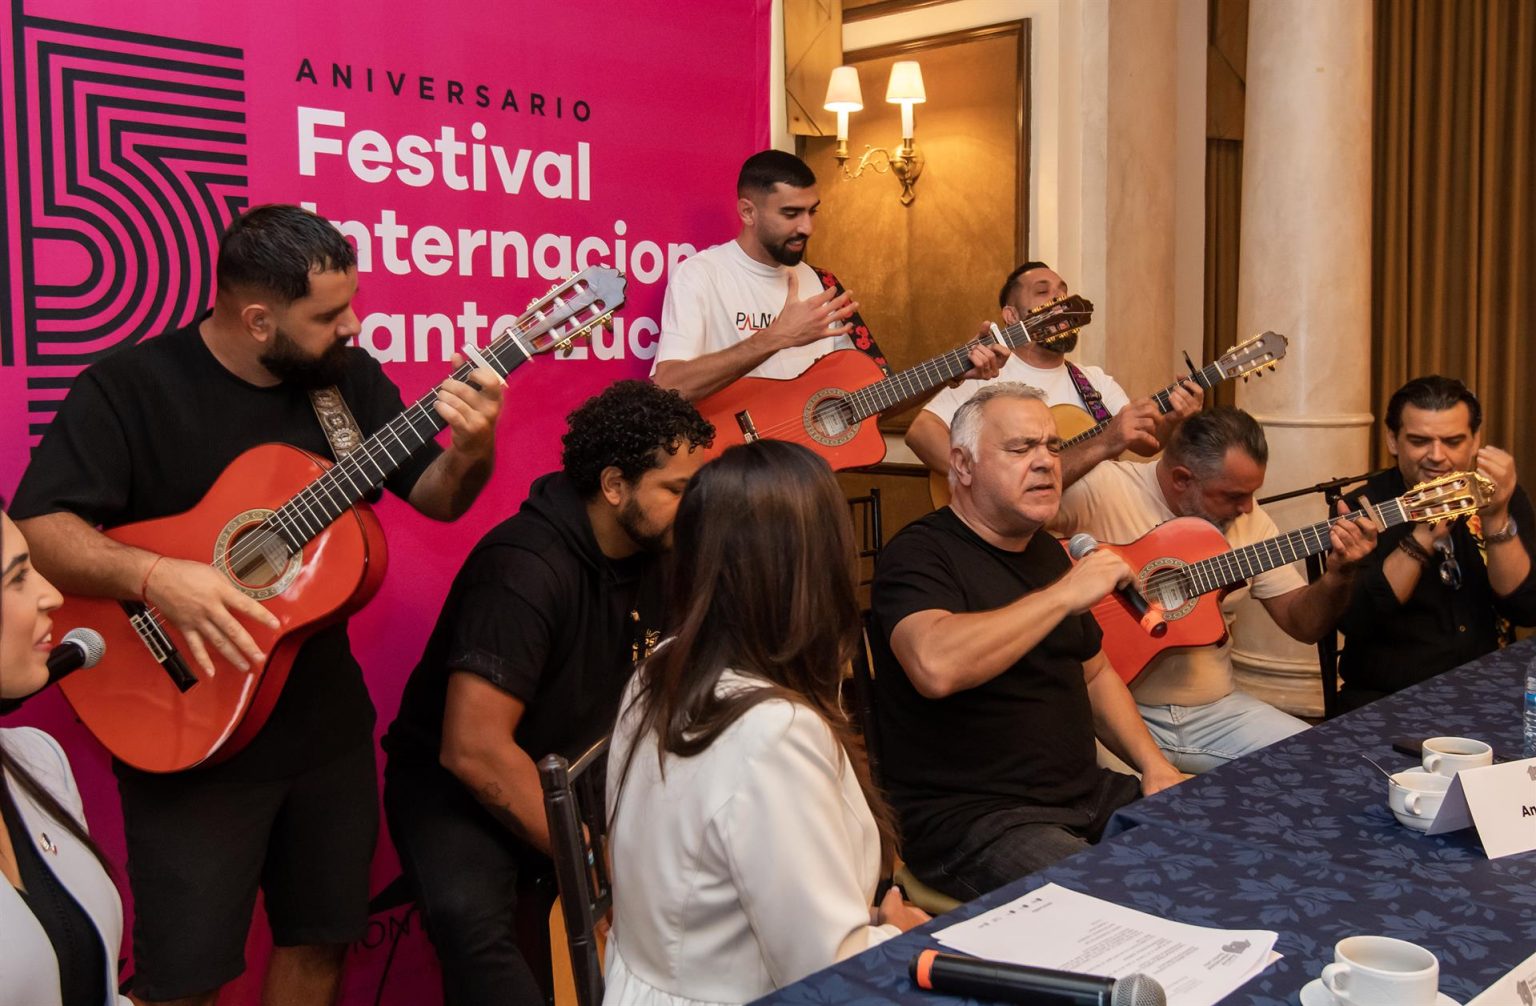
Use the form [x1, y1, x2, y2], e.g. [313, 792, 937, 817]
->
[473, 780, 527, 837]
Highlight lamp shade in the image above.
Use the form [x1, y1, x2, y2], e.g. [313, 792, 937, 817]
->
[885, 60, 926, 103]
[823, 65, 864, 112]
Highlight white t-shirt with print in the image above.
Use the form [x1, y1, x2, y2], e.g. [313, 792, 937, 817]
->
[652, 240, 854, 381]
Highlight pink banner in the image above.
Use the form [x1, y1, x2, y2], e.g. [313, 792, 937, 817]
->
[0, 1, 771, 1000]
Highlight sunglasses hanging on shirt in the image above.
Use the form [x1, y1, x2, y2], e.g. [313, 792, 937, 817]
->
[1434, 538, 1462, 591]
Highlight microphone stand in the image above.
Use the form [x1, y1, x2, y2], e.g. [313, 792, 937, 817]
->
[1257, 468, 1390, 719]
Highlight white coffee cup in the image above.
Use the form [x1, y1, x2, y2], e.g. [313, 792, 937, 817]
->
[1320, 935, 1439, 1006]
[1422, 736, 1492, 776]
[1388, 770, 1451, 830]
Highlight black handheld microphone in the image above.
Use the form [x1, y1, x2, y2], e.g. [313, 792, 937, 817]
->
[46, 627, 107, 685]
[911, 950, 1166, 1006]
[1067, 533, 1167, 638]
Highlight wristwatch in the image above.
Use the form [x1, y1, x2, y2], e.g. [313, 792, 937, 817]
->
[1484, 514, 1519, 544]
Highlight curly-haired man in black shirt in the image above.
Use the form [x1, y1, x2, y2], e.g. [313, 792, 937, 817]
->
[382, 380, 713, 1005]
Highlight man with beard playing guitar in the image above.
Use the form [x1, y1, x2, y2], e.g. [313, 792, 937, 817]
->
[11, 205, 504, 1006]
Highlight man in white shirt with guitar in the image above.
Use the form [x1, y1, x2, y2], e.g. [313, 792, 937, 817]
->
[652, 150, 1007, 403]
[1052, 408, 1379, 772]
[908, 261, 1202, 493]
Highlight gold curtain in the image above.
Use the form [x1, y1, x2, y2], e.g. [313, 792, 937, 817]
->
[1373, 0, 1535, 480]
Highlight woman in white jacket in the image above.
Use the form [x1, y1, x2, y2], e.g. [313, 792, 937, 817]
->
[604, 441, 928, 1006]
[0, 509, 127, 1006]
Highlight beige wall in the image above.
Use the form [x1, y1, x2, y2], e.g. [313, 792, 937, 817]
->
[826, 0, 1208, 411]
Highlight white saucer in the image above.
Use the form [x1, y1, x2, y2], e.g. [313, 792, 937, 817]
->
[1299, 978, 1461, 1005]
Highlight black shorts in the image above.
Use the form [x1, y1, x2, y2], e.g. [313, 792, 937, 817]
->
[117, 742, 379, 1001]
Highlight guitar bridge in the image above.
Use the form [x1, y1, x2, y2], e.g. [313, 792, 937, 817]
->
[119, 600, 199, 692]
[734, 409, 759, 443]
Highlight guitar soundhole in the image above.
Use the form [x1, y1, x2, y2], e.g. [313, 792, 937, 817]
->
[215, 510, 302, 600]
[1140, 560, 1196, 620]
[804, 392, 858, 447]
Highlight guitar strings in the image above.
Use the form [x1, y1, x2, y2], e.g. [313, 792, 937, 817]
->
[224, 296, 593, 574]
[1136, 502, 1407, 597]
[717, 309, 1080, 446]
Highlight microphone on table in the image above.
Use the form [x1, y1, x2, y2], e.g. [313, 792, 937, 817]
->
[1067, 533, 1167, 638]
[46, 627, 107, 685]
[911, 949, 1166, 1006]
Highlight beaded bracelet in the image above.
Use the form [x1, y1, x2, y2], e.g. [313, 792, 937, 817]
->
[1397, 535, 1432, 564]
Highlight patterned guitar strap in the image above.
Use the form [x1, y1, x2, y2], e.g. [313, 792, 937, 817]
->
[1064, 360, 1114, 424]
[811, 266, 892, 377]
[309, 386, 365, 461]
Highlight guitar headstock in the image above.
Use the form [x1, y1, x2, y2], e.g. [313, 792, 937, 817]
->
[1024, 294, 1095, 350]
[513, 266, 628, 358]
[1401, 471, 1497, 525]
[1214, 331, 1288, 381]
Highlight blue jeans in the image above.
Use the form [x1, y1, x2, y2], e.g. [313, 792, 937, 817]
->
[1137, 690, 1307, 774]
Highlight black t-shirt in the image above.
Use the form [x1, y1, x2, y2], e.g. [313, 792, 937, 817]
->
[9, 318, 440, 779]
[1339, 469, 1536, 697]
[384, 472, 663, 780]
[869, 508, 1107, 868]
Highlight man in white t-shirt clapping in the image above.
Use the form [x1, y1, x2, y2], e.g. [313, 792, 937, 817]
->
[652, 150, 1007, 403]
[907, 261, 1202, 488]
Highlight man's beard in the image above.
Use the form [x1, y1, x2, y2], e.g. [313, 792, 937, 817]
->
[260, 328, 350, 389]
[764, 232, 808, 267]
[616, 496, 669, 554]
[1039, 331, 1079, 355]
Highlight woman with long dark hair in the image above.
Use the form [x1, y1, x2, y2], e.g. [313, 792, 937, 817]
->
[1, 508, 127, 1006]
[603, 441, 927, 1005]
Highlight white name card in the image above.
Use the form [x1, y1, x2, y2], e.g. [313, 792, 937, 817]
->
[1426, 756, 1536, 859]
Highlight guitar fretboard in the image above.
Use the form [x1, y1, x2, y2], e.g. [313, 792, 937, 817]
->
[264, 327, 536, 550]
[1170, 498, 1408, 597]
[839, 307, 1087, 421]
[1061, 363, 1222, 450]
[252, 270, 615, 555]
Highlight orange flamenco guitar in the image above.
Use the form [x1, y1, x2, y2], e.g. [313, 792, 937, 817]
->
[1076, 470, 1494, 684]
[54, 267, 626, 773]
[694, 295, 1092, 470]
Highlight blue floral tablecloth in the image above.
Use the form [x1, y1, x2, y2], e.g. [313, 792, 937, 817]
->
[1107, 636, 1536, 909]
[755, 639, 1536, 1005]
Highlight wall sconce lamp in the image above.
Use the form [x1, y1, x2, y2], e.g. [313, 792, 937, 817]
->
[823, 61, 926, 205]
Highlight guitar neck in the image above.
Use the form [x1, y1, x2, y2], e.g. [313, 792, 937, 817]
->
[1180, 497, 1409, 596]
[837, 317, 1047, 423]
[267, 324, 537, 546]
[1060, 361, 1225, 450]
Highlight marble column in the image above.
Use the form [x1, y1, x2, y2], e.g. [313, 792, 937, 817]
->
[1230, 0, 1375, 717]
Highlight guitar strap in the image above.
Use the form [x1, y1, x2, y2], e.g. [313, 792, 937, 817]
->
[1464, 513, 1514, 644]
[1064, 360, 1113, 423]
[308, 387, 365, 460]
[811, 266, 891, 376]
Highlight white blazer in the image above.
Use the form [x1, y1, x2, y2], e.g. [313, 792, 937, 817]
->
[0, 727, 128, 1006]
[603, 672, 898, 1006]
